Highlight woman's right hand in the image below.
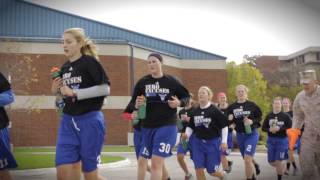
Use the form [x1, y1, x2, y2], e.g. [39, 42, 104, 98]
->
[51, 77, 62, 94]
[135, 95, 145, 109]
[131, 111, 138, 120]
[229, 123, 236, 129]
[181, 133, 188, 141]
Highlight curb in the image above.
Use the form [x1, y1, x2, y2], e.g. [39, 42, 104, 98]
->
[99, 158, 132, 169]
[12, 158, 132, 173]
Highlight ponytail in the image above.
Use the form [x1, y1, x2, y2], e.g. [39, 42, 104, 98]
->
[81, 38, 99, 60]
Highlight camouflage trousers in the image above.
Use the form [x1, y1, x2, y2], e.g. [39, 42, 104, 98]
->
[300, 131, 320, 180]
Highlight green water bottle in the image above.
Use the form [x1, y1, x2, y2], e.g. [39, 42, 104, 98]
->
[245, 124, 252, 134]
[138, 103, 146, 119]
[51, 67, 61, 79]
[244, 116, 252, 134]
[182, 139, 188, 150]
[55, 95, 65, 117]
[177, 120, 183, 131]
[133, 116, 140, 125]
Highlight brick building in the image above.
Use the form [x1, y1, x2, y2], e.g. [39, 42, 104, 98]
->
[0, 0, 227, 146]
[255, 56, 279, 85]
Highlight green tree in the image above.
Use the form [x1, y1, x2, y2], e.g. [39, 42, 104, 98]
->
[242, 54, 261, 67]
[266, 84, 302, 103]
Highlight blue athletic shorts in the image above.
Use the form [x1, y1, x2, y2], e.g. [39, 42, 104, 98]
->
[55, 111, 106, 172]
[139, 125, 177, 159]
[190, 136, 221, 174]
[295, 137, 301, 154]
[133, 128, 143, 159]
[267, 136, 288, 162]
[236, 129, 259, 157]
[0, 128, 17, 170]
[221, 132, 233, 156]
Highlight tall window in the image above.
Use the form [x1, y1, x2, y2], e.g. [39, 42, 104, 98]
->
[316, 52, 320, 61]
[296, 55, 305, 64]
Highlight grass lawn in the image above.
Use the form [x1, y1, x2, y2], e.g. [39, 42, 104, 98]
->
[12, 146, 132, 170]
[14, 145, 134, 153]
[13, 153, 125, 170]
[101, 145, 134, 152]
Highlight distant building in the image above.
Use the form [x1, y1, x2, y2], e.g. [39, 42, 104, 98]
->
[278, 47, 320, 85]
[255, 47, 320, 86]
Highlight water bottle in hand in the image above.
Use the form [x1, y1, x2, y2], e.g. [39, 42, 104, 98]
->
[244, 116, 252, 134]
[138, 95, 146, 119]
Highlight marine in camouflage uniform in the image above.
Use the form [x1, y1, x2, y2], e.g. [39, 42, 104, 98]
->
[292, 69, 320, 180]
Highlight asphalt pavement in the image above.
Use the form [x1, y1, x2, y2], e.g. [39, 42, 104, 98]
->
[11, 151, 303, 180]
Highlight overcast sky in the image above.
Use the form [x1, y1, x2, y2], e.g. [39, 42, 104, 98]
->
[27, 0, 320, 63]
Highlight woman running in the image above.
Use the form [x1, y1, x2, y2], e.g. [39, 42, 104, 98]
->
[177, 93, 195, 180]
[262, 97, 292, 180]
[127, 52, 190, 180]
[51, 28, 110, 180]
[216, 92, 233, 173]
[227, 84, 262, 180]
[185, 86, 228, 180]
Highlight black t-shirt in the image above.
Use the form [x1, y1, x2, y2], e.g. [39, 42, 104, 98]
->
[0, 72, 11, 129]
[262, 111, 292, 137]
[188, 104, 228, 140]
[217, 104, 233, 133]
[227, 100, 262, 133]
[128, 74, 190, 128]
[61, 55, 110, 116]
[285, 111, 293, 118]
[178, 107, 195, 133]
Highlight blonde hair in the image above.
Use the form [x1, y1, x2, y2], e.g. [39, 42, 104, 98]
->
[273, 96, 282, 103]
[64, 28, 99, 59]
[235, 84, 249, 93]
[199, 86, 213, 100]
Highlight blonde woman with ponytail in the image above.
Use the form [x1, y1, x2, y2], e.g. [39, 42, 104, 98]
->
[51, 28, 110, 180]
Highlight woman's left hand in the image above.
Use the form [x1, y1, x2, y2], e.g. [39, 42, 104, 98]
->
[244, 117, 253, 126]
[220, 143, 228, 152]
[168, 96, 181, 108]
[60, 86, 75, 97]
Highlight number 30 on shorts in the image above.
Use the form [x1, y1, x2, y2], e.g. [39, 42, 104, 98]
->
[159, 143, 171, 153]
[0, 158, 8, 168]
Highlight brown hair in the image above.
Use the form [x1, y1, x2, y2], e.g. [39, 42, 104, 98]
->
[148, 52, 163, 62]
[282, 97, 291, 104]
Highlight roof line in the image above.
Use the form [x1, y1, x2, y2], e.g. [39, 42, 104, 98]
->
[279, 46, 320, 60]
[20, 0, 226, 60]
[0, 36, 181, 59]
